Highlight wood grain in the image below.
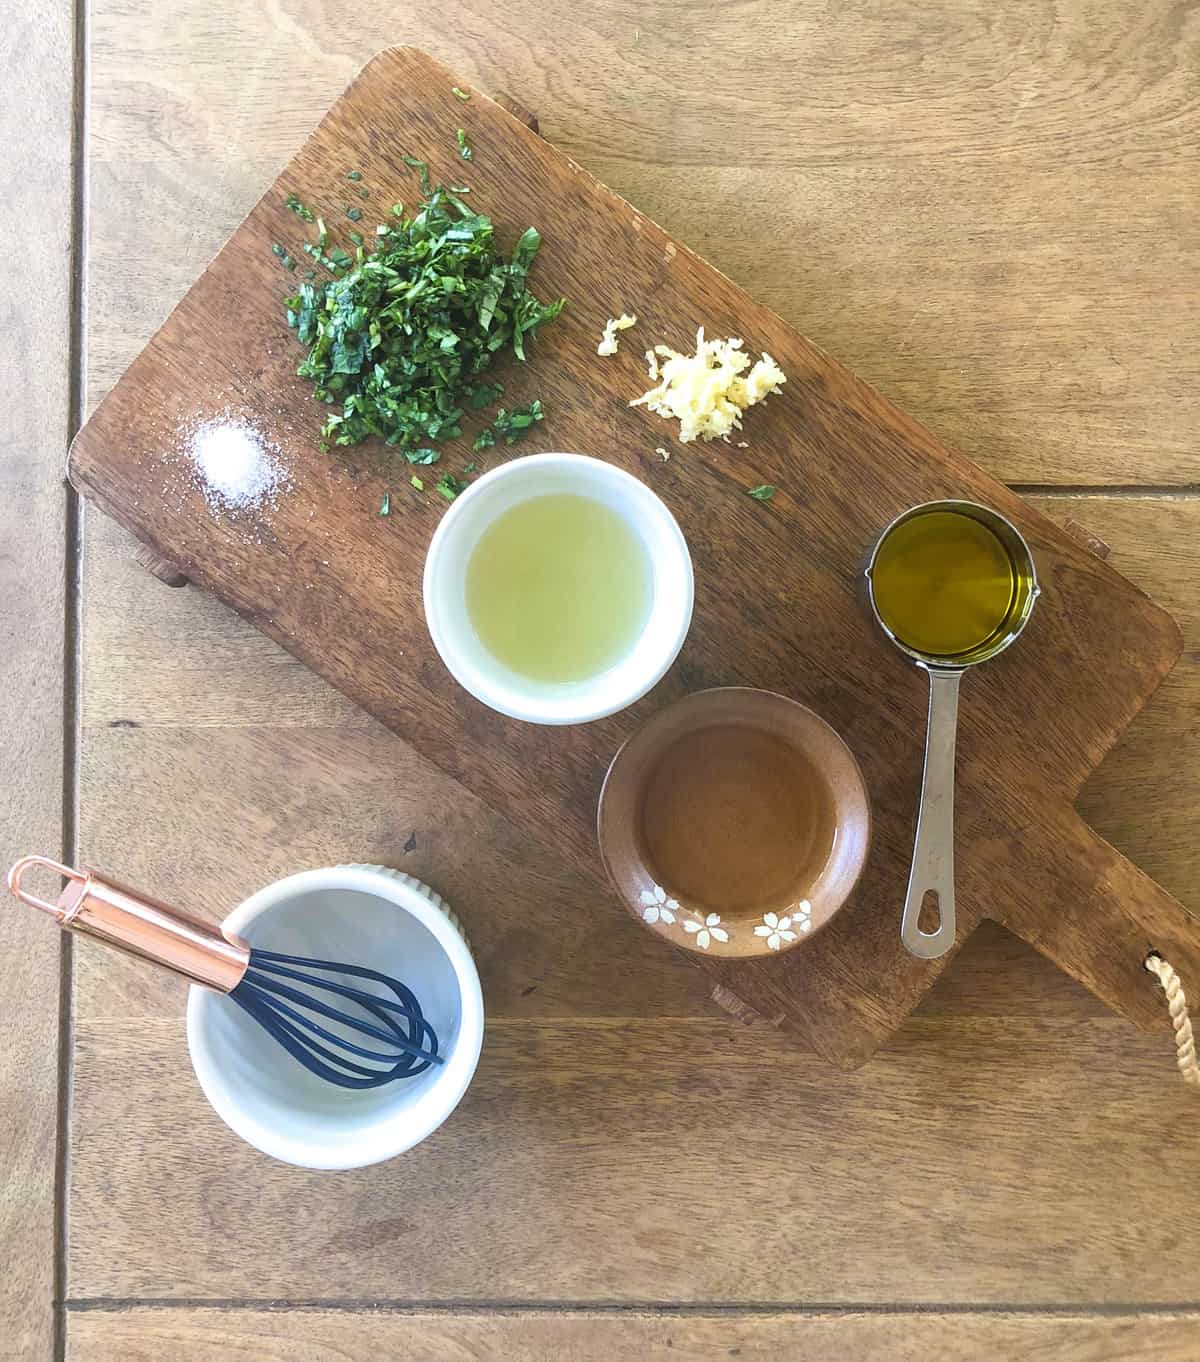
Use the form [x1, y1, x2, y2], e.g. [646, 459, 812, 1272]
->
[0, 2, 73, 1358]
[66, 1014, 1200, 1303]
[69, 45, 1195, 1068]
[70, 0, 1200, 1332]
[66, 1308, 1200, 1362]
[133, 543, 187, 588]
[86, 0, 1200, 486]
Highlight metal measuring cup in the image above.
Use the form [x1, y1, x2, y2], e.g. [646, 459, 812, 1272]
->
[865, 500, 1040, 959]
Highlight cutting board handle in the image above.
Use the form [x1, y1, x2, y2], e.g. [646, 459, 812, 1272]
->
[999, 809, 1200, 1037]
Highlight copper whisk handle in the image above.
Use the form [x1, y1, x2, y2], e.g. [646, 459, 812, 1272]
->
[8, 856, 249, 993]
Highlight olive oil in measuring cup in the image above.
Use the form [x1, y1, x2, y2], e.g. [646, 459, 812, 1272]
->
[866, 501, 1040, 960]
[868, 508, 1029, 660]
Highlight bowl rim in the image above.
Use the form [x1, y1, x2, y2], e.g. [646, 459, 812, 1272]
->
[186, 864, 484, 1169]
[597, 687, 872, 959]
[422, 451, 694, 725]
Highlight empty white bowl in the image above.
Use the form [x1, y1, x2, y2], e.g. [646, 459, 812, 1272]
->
[186, 864, 483, 1169]
[423, 452, 694, 725]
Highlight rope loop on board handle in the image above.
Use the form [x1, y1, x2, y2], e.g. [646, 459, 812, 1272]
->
[1145, 954, 1200, 1090]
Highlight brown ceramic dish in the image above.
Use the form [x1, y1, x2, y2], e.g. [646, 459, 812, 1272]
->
[598, 688, 871, 958]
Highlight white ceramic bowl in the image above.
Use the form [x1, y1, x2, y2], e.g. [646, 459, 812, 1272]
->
[423, 452, 694, 725]
[186, 865, 483, 1170]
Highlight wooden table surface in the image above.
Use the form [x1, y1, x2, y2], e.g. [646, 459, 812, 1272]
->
[3, 2, 1198, 1359]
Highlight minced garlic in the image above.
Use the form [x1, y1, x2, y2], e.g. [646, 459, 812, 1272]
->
[597, 313, 637, 356]
[629, 329, 786, 443]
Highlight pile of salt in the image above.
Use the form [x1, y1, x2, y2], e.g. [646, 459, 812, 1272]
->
[187, 417, 287, 511]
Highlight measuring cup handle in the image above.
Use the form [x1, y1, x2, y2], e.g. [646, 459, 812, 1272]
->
[901, 667, 962, 959]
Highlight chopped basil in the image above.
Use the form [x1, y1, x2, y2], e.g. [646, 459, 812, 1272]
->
[347, 170, 363, 181]
[401, 155, 431, 194]
[747, 484, 776, 501]
[379, 491, 390, 515]
[452, 86, 470, 100]
[436, 472, 468, 501]
[456, 128, 473, 161]
[493, 399, 544, 444]
[284, 177, 564, 456]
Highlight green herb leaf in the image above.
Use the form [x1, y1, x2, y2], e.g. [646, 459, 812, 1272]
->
[410, 474, 425, 491]
[346, 206, 362, 221]
[437, 472, 468, 502]
[472, 427, 497, 452]
[456, 128, 473, 161]
[463, 461, 477, 474]
[286, 194, 315, 222]
[348, 229, 363, 247]
[747, 484, 776, 501]
[452, 86, 470, 100]
[347, 170, 363, 181]
[493, 400, 545, 444]
[401, 155, 431, 194]
[284, 176, 565, 462]
[272, 242, 285, 257]
[358, 187, 370, 199]
[379, 491, 391, 515]
[511, 227, 541, 277]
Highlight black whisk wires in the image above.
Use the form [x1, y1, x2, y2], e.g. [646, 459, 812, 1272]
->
[231, 949, 442, 1089]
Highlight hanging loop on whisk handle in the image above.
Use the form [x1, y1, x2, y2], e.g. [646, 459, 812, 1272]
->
[8, 855, 250, 992]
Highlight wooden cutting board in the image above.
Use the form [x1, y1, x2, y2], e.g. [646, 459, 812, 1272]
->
[70, 45, 1199, 1070]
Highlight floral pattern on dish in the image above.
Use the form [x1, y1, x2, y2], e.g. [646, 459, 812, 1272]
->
[638, 884, 678, 926]
[682, 912, 729, 950]
[753, 902, 812, 950]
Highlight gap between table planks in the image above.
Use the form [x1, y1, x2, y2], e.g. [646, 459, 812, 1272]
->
[68, 46, 1200, 1069]
[64, 1307, 1200, 1362]
[0, 2, 75, 1359]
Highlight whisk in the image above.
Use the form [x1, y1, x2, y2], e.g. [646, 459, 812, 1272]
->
[8, 857, 441, 1089]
